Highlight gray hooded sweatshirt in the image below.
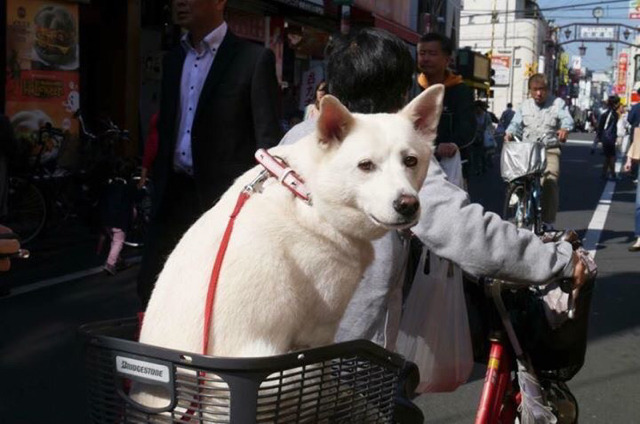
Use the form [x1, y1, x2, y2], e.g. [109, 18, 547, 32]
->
[280, 119, 574, 349]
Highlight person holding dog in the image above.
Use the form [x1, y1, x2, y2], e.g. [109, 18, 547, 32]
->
[281, 27, 588, 351]
[137, 0, 282, 307]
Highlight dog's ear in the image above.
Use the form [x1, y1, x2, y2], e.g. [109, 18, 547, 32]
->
[400, 84, 444, 135]
[316, 95, 355, 145]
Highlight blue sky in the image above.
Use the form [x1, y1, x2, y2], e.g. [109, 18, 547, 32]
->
[537, 0, 638, 72]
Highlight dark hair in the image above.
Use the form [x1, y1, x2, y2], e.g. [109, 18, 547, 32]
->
[325, 28, 414, 114]
[474, 100, 486, 109]
[314, 80, 327, 108]
[528, 73, 548, 89]
[507, 103, 513, 108]
[418, 32, 453, 56]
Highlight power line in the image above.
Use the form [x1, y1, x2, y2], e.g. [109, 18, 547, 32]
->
[466, 0, 630, 18]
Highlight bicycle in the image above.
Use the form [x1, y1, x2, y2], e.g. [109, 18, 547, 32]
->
[75, 111, 152, 248]
[470, 230, 597, 424]
[4, 123, 67, 243]
[501, 135, 550, 234]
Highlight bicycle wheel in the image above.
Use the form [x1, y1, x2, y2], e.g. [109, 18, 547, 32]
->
[5, 177, 47, 244]
[503, 182, 526, 228]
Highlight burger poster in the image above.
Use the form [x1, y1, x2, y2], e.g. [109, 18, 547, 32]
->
[5, 0, 80, 163]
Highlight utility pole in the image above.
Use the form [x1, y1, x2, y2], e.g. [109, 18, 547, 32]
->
[490, 0, 497, 56]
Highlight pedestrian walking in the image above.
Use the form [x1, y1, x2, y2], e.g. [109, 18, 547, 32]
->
[597, 96, 619, 180]
[624, 135, 640, 251]
[303, 80, 327, 121]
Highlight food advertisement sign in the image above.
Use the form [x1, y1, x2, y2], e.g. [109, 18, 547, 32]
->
[5, 0, 80, 164]
[491, 54, 511, 86]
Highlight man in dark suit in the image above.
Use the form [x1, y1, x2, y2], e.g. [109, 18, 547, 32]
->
[137, 0, 282, 307]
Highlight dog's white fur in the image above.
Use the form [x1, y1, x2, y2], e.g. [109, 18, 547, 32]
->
[139, 85, 443, 359]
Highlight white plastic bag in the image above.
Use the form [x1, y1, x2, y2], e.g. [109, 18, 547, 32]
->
[438, 150, 464, 189]
[396, 248, 473, 393]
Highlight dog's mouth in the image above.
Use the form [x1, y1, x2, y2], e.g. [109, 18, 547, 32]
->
[367, 214, 417, 230]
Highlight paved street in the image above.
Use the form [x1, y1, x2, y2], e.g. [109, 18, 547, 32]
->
[1, 132, 639, 423]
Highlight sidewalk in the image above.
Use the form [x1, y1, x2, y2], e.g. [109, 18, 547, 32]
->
[1, 217, 142, 295]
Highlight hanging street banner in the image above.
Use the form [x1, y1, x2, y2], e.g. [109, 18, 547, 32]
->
[630, 0, 640, 19]
[616, 52, 629, 95]
[5, 0, 80, 164]
[491, 52, 512, 86]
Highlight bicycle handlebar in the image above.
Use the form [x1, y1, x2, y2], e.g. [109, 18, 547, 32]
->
[74, 110, 129, 142]
[466, 229, 597, 318]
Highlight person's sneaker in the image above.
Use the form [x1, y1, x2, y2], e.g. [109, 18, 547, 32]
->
[103, 263, 117, 275]
[629, 239, 640, 252]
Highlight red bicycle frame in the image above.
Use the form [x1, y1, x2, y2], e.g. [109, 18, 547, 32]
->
[475, 335, 520, 424]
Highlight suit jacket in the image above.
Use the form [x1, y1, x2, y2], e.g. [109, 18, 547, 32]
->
[154, 30, 282, 213]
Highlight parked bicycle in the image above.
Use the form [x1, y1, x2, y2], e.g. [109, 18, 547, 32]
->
[501, 135, 550, 234]
[4, 123, 66, 243]
[76, 111, 153, 248]
[470, 230, 597, 424]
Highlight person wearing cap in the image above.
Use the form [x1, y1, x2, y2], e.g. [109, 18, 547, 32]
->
[505, 73, 574, 229]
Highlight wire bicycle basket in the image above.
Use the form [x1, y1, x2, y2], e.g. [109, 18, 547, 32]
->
[80, 317, 408, 423]
[500, 141, 547, 183]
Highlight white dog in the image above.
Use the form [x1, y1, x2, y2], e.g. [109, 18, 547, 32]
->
[139, 85, 443, 360]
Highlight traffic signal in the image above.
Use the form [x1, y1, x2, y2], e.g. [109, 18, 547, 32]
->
[490, 68, 496, 87]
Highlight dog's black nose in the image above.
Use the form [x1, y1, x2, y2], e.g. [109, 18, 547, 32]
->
[393, 195, 419, 217]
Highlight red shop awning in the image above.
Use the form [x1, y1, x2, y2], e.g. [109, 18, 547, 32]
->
[373, 13, 420, 45]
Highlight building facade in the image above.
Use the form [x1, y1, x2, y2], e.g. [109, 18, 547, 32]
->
[459, 0, 551, 115]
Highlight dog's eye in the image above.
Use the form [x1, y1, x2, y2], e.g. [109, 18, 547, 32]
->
[404, 156, 418, 168]
[358, 160, 375, 172]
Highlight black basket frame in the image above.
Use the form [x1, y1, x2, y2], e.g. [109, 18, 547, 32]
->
[81, 317, 408, 423]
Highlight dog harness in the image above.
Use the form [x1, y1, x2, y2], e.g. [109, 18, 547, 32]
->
[202, 148, 312, 355]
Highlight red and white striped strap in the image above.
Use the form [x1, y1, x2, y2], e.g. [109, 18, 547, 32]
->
[255, 148, 312, 204]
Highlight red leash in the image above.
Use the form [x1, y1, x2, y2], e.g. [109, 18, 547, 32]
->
[201, 149, 310, 355]
[181, 149, 309, 421]
[201, 190, 251, 354]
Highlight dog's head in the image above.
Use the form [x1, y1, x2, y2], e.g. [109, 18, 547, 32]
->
[309, 84, 444, 240]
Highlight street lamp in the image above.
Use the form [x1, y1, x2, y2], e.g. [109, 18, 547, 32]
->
[579, 43, 587, 56]
[606, 43, 614, 57]
[624, 28, 631, 40]
[564, 28, 571, 39]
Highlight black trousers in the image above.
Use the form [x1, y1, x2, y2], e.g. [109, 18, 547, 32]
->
[137, 172, 205, 309]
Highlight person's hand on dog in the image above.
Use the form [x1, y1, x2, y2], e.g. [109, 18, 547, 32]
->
[0, 225, 20, 272]
[436, 142, 458, 158]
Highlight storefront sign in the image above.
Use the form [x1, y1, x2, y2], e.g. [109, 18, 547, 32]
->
[227, 9, 266, 43]
[616, 52, 628, 95]
[354, 0, 412, 28]
[5, 0, 80, 161]
[491, 54, 511, 86]
[571, 56, 582, 70]
[271, 0, 324, 15]
[299, 64, 324, 111]
[630, 0, 640, 19]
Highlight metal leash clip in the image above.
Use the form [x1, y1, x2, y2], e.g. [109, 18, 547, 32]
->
[243, 169, 270, 194]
